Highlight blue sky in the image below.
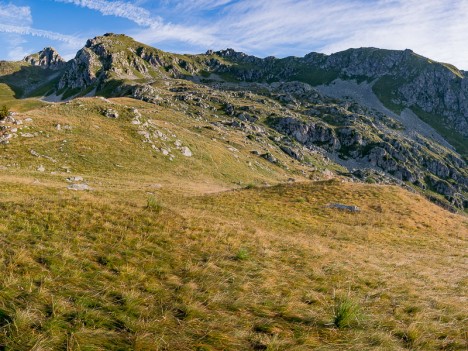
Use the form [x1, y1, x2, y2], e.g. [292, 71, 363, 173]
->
[1, 0, 468, 69]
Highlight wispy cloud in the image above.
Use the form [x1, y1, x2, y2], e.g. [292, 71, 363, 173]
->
[0, 2, 83, 59]
[169, 0, 235, 12]
[181, 0, 468, 68]
[0, 24, 82, 46]
[55, 0, 162, 27]
[0, 2, 32, 26]
[55, 0, 222, 47]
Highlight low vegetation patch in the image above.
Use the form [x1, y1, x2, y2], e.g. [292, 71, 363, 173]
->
[332, 296, 362, 328]
[0, 104, 9, 120]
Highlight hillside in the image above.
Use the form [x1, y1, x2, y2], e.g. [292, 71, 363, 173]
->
[0, 34, 466, 350]
[0, 93, 466, 350]
[0, 33, 465, 211]
[0, 34, 468, 209]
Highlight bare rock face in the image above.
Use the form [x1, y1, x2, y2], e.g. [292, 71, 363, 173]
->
[269, 113, 467, 206]
[58, 47, 101, 89]
[23, 47, 66, 70]
[57, 34, 187, 94]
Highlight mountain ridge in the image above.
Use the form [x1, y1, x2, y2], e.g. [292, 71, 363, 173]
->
[37, 34, 468, 145]
[1, 33, 466, 210]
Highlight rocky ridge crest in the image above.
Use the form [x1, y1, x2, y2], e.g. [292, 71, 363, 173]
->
[23, 47, 66, 70]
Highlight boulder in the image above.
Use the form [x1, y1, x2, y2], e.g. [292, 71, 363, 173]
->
[180, 146, 193, 157]
[104, 109, 119, 118]
[327, 203, 361, 212]
[67, 184, 91, 191]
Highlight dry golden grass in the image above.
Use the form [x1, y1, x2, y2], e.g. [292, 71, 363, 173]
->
[0, 97, 466, 350]
[0, 178, 466, 350]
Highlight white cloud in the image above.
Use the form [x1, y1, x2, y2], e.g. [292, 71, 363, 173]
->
[56, 0, 222, 47]
[0, 2, 33, 59]
[0, 2, 83, 60]
[0, 2, 32, 26]
[177, 0, 467, 69]
[170, 0, 235, 12]
[0, 24, 82, 46]
[55, 0, 162, 27]
[313, 0, 468, 66]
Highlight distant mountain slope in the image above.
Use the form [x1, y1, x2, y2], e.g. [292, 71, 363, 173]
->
[210, 47, 468, 156]
[0, 33, 466, 209]
[45, 35, 467, 156]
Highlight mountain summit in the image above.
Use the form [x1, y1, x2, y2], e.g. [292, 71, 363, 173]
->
[23, 47, 66, 70]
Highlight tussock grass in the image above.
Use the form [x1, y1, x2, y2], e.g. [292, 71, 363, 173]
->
[0, 179, 465, 350]
[146, 195, 163, 212]
[332, 296, 362, 328]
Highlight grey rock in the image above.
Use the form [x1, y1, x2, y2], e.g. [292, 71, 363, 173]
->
[237, 113, 258, 123]
[23, 47, 66, 70]
[67, 176, 84, 182]
[104, 109, 119, 119]
[180, 146, 193, 157]
[327, 203, 361, 212]
[261, 152, 277, 163]
[67, 183, 91, 191]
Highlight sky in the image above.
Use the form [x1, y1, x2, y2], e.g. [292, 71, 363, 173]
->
[1, 0, 468, 69]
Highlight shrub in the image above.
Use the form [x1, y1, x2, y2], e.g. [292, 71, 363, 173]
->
[0, 105, 10, 120]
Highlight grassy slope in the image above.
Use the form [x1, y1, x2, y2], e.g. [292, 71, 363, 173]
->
[0, 61, 54, 111]
[0, 180, 466, 350]
[0, 84, 45, 112]
[0, 97, 466, 350]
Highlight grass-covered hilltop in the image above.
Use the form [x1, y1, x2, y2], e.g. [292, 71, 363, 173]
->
[0, 34, 466, 350]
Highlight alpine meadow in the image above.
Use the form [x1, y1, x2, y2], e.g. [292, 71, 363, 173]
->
[0, 22, 466, 351]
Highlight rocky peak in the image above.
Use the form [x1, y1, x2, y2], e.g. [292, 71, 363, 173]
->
[23, 47, 66, 70]
[85, 33, 129, 49]
[216, 49, 251, 60]
[57, 33, 191, 94]
[216, 48, 244, 57]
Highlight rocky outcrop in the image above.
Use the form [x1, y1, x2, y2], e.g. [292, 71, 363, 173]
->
[207, 47, 468, 141]
[23, 47, 66, 70]
[57, 34, 196, 97]
[269, 114, 467, 206]
[271, 117, 341, 150]
[58, 47, 101, 89]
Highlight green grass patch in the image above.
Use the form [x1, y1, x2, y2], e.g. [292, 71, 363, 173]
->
[291, 67, 340, 86]
[372, 76, 406, 114]
[332, 297, 362, 328]
[411, 106, 467, 159]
